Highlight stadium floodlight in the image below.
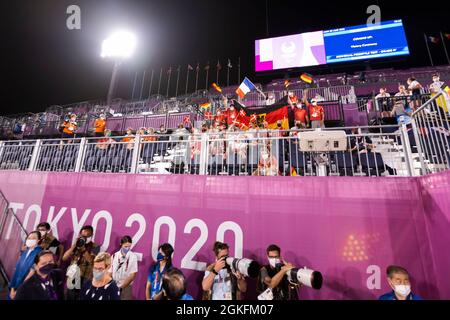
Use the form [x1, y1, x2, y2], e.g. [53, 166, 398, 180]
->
[100, 31, 137, 59]
[101, 30, 137, 104]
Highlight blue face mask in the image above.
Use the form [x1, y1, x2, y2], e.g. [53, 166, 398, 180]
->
[122, 247, 130, 255]
[157, 253, 165, 262]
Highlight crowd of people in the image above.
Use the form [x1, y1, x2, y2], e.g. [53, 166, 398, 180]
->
[375, 74, 448, 126]
[7, 223, 423, 301]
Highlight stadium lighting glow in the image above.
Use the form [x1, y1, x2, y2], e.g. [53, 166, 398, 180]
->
[100, 31, 137, 59]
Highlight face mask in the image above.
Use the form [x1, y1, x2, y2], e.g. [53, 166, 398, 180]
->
[122, 247, 130, 255]
[268, 258, 281, 268]
[39, 230, 46, 237]
[86, 237, 92, 244]
[262, 153, 269, 160]
[433, 78, 439, 83]
[93, 270, 105, 281]
[394, 285, 411, 297]
[26, 239, 37, 248]
[157, 252, 165, 262]
[277, 123, 281, 127]
[39, 264, 54, 275]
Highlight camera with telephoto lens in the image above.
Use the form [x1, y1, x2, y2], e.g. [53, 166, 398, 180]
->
[287, 267, 323, 290]
[76, 237, 87, 248]
[223, 256, 260, 278]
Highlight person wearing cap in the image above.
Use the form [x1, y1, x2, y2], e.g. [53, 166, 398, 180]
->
[379, 265, 423, 300]
[93, 114, 107, 137]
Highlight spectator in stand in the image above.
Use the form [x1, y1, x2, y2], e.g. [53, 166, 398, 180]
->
[407, 77, 423, 110]
[110, 236, 139, 300]
[375, 87, 392, 112]
[15, 250, 65, 300]
[430, 74, 448, 114]
[37, 222, 64, 267]
[349, 128, 375, 153]
[302, 89, 325, 129]
[266, 93, 276, 105]
[146, 243, 174, 300]
[122, 128, 135, 151]
[143, 128, 158, 141]
[93, 114, 107, 137]
[162, 268, 194, 300]
[293, 103, 309, 129]
[379, 265, 423, 300]
[391, 98, 413, 125]
[9, 231, 43, 299]
[287, 91, 299, 108]
[395, 85, 410, 97]
[60, 114, 78, 139]
[252, 147, 280, 176]
[96, 129, 115, 151]
[80, 252, 120, 300]
[62, 225, 100, 300]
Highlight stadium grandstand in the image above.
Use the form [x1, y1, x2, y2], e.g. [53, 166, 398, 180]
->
[1, 0, 450, 311]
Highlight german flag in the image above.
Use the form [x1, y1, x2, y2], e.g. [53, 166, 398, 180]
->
[284, 79, 291, 88]
[212, 83, 222, 93]
[232, 97, 291, 130]
[300, 73, 313, 84]
[200, 102, 211, 109]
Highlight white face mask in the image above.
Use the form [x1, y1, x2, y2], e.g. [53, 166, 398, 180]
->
[394, 284, 411, 297]
[26, 239, 37, 248]
[262, 153, 269, 160]
[39, 230, 46, 237]
[268, 258, 281, 268]
[86, 237, 92, 244]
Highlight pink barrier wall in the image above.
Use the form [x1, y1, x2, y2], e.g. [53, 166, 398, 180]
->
[0, 171, 449, 300]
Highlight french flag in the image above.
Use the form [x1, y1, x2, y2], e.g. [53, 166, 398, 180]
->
[236, 77, 257, 99]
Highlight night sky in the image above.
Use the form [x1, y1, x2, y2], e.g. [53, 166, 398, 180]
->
[1, 0, 449, 116]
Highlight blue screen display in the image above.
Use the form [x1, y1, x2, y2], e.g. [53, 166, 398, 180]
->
[323, 20, 410, 64]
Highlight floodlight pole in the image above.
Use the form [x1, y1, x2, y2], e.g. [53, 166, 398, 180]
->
[107, 60, 122, 105]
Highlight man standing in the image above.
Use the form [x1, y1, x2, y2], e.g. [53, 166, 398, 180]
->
[15, 251, 65, 300]
[62, 225, 100, 300]
[257, 244, 298, 300]
[378, 265, 423, 300]
[202, 241, 247, 300]
[93, 114, 107, 137]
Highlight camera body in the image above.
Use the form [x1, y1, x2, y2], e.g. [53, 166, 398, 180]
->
[76, 236, 87, 248]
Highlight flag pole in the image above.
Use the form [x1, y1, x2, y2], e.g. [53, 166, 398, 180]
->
[216, 60, 220, 85]
[195, 64, 199, 93]
[205, 65, 209, 91]
[440, 31, 450, 65]
[227, 59, 230, 87]
[131, 71, 138, 100]
[175, 66, 181, 97]
[166, 67, 172, 97]
[185, 66, 190, 95]
[157, 67, 163, 96]
[148, 69, 154, 99]
[139, 69, 146, 100]
[238, 57, 241, 84]
[424, 33, 434, 67]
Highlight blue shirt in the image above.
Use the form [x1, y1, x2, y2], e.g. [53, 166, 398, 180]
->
[147, 263, 171, 299]
[10, 246, 42, 290]
[180, 293, 194, 300]
[379, 290, 423, 300]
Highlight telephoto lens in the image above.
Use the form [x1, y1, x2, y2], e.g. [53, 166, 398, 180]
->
[76, 237, 86, 248]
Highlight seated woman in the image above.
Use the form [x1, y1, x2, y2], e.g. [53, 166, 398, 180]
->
[252, 148, 280, 176]
[96, 130, 115, 151]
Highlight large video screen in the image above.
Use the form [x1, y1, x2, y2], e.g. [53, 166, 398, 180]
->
[255, 19, 409, 72]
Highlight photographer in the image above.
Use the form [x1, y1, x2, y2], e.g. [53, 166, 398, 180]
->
[202, 241, 247, 300]
[62, 225, 100, 300]
[257, 244, 298, 300]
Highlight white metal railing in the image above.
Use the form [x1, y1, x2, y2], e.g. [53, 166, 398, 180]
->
[0, 125, 425, 177]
